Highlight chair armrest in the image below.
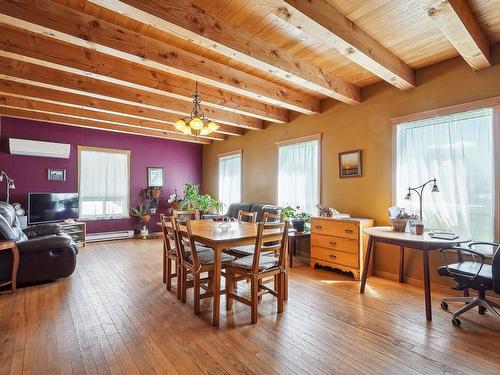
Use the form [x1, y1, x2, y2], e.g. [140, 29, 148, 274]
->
[17, 234, 73, 254]
[440, 247, 486, 280]
[23, 223, 64, 239]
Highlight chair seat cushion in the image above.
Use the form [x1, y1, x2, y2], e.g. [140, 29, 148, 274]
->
[169, 246, 210, 259]
[188, 249, 236, 265]
[437, 261, 493, 286]
[225, 245, 255, 256]
[230, 254, 279, 271]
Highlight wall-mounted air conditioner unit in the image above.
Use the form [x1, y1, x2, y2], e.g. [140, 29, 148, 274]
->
[9, 138, 71, 159]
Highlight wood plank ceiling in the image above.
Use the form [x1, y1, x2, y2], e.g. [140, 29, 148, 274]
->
[0, 0, 498, 144]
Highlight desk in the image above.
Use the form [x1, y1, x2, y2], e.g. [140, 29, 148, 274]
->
[360, 227, 470, 321]
[287, 231, 310, 268]
[164, 220, 283, 326]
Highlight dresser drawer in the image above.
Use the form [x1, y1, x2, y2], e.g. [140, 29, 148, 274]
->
[311, 247, 359, 268]
[311, 233, 359, 254]
[311, 219, 358, 240]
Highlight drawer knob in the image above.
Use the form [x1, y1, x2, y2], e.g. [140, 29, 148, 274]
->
[329, 254, 337, 259]
[329, 241, 337, 246]
[315, 225, 322, 230]
[345, 229, 353, 234]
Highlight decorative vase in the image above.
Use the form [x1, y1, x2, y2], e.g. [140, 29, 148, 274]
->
[292, 219, 305, 232]
[140, 226, 149, 239]
[142, 214, 151, 222]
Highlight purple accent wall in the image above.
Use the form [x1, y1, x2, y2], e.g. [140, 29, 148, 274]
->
[0, 117, 202, 233]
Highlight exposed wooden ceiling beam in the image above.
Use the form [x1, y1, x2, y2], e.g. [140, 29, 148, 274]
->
[0, 0, 315, 115]
[0, 79, 244, 137]
[0, 25, 275, 126]
[264, 0, 415, 90]
[0, 55, 264, 131]
[420, 0, 491, 70]
[89, 0, 362, 104]
[0, 108, 212, 144]
[0, 94, 227, 141]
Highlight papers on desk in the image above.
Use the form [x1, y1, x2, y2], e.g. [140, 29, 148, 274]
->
[428, 230, 459, 240]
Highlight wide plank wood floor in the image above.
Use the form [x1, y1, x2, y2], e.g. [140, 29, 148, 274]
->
[0, 239, 499, 375]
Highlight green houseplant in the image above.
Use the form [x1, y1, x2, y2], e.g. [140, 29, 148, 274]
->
[178, 183, 222, 214]
[131, 203, 151, 223]
[281, 205, 311, 232]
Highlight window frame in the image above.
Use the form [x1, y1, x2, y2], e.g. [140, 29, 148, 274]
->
[77, 145, 131, 221]
[275, 134, 322, 213]
[391, 99, 500, 241]
[217, 149, 243, 211]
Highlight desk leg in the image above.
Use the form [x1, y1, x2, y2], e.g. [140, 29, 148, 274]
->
[11, 245, 19, 293]
[212, 245, 222, 327]
[360, 236, 373, 293]
[288, 237, 294, 268]
[422, 249, 432, 321]
[399, 246, 405, 283]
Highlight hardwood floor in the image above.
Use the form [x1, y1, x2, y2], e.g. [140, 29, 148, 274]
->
[0, 239, 499, 375]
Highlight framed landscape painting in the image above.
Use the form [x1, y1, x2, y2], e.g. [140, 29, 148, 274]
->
[339, 150, 362, 178]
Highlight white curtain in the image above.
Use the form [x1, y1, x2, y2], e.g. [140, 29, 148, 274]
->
[278, 139, 319, 215]
[396, 108, 494, 240]
[218, 153, 241, 212]
[79, 149, 129, 219]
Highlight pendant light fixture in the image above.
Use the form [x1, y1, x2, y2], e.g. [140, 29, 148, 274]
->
[174, 83, 219, 136]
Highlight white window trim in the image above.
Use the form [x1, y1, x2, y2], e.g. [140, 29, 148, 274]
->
[77, 145, 131, 221]
[275, 133, 322, 210]
[217, 149, 243, 208]
[391, 99, 500, 241]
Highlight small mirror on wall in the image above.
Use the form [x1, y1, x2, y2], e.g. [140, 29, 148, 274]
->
[48, 168, 66, 181]
[339, 150, 362, 178]
[147, 167, 163, 187]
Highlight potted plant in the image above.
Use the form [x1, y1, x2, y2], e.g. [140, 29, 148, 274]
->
[131, 203, 152, 223]
[178, 183, 222, 214]
[144, 187, 162, 214]
[281, 205, 311, 232]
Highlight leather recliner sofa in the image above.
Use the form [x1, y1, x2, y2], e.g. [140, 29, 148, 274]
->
[0, 201, 78, 285]
[205, 202, 281, 222]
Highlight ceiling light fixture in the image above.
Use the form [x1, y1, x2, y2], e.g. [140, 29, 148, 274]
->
[174, 83, 219, 136]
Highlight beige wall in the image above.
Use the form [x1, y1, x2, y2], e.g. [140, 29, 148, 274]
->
[202, 45, 500, 285]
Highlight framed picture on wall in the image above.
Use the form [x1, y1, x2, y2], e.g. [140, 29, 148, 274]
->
[48, 168, 66, 181]
[147, 167, 163, 187]
[339, 150, 362, 178]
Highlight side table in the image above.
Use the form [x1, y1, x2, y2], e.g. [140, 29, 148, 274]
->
[0, 241, 19, 293]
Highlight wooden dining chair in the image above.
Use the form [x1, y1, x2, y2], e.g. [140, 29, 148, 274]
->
[160, 214, 183, 298]
[227, 211, 284, 259]
[225, 221, 289, 324]
[174, 218, 235, 314]
[237, 210, 257, 223]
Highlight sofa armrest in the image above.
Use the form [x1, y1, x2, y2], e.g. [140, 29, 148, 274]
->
[23, 223, 64, 239]
[17, 234, 73, 254]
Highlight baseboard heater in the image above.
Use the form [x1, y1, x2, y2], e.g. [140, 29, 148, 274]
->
[86, 230, 134, 242]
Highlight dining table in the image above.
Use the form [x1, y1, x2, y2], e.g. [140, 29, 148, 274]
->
[160, 219, 285, 326]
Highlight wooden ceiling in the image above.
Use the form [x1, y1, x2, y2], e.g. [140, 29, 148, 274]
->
[0, 0, 498, 144]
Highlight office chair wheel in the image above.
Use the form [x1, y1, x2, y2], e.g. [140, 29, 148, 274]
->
[451, 317, 461, 327]
[440, 301, 448, 310]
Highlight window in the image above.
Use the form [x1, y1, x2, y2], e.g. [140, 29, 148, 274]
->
[218, 150, 242, 212]
[396, 108, 494, 240]
[277, 136, 320, 215]
[78, 146, 130, 220]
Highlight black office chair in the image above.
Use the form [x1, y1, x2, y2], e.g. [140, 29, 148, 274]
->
[437, 242, 500, 326]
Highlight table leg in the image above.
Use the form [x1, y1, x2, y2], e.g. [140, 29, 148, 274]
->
[212, 245, 222, 327]
[399, 246, 405, 283]
[422, 249, 432, 321]
[360, 236, 373, 293]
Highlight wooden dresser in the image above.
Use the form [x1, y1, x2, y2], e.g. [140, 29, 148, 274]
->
[310, 217, 374, 280]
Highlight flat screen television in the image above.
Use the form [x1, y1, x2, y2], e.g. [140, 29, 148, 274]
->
[28, 192, 80, 225]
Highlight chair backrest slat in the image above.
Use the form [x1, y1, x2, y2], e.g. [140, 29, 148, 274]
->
[173, 218, 201, 271]
[238, 210, 257, 223]
[263, 212, 283, 224]
[251, 221, 289, 274]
